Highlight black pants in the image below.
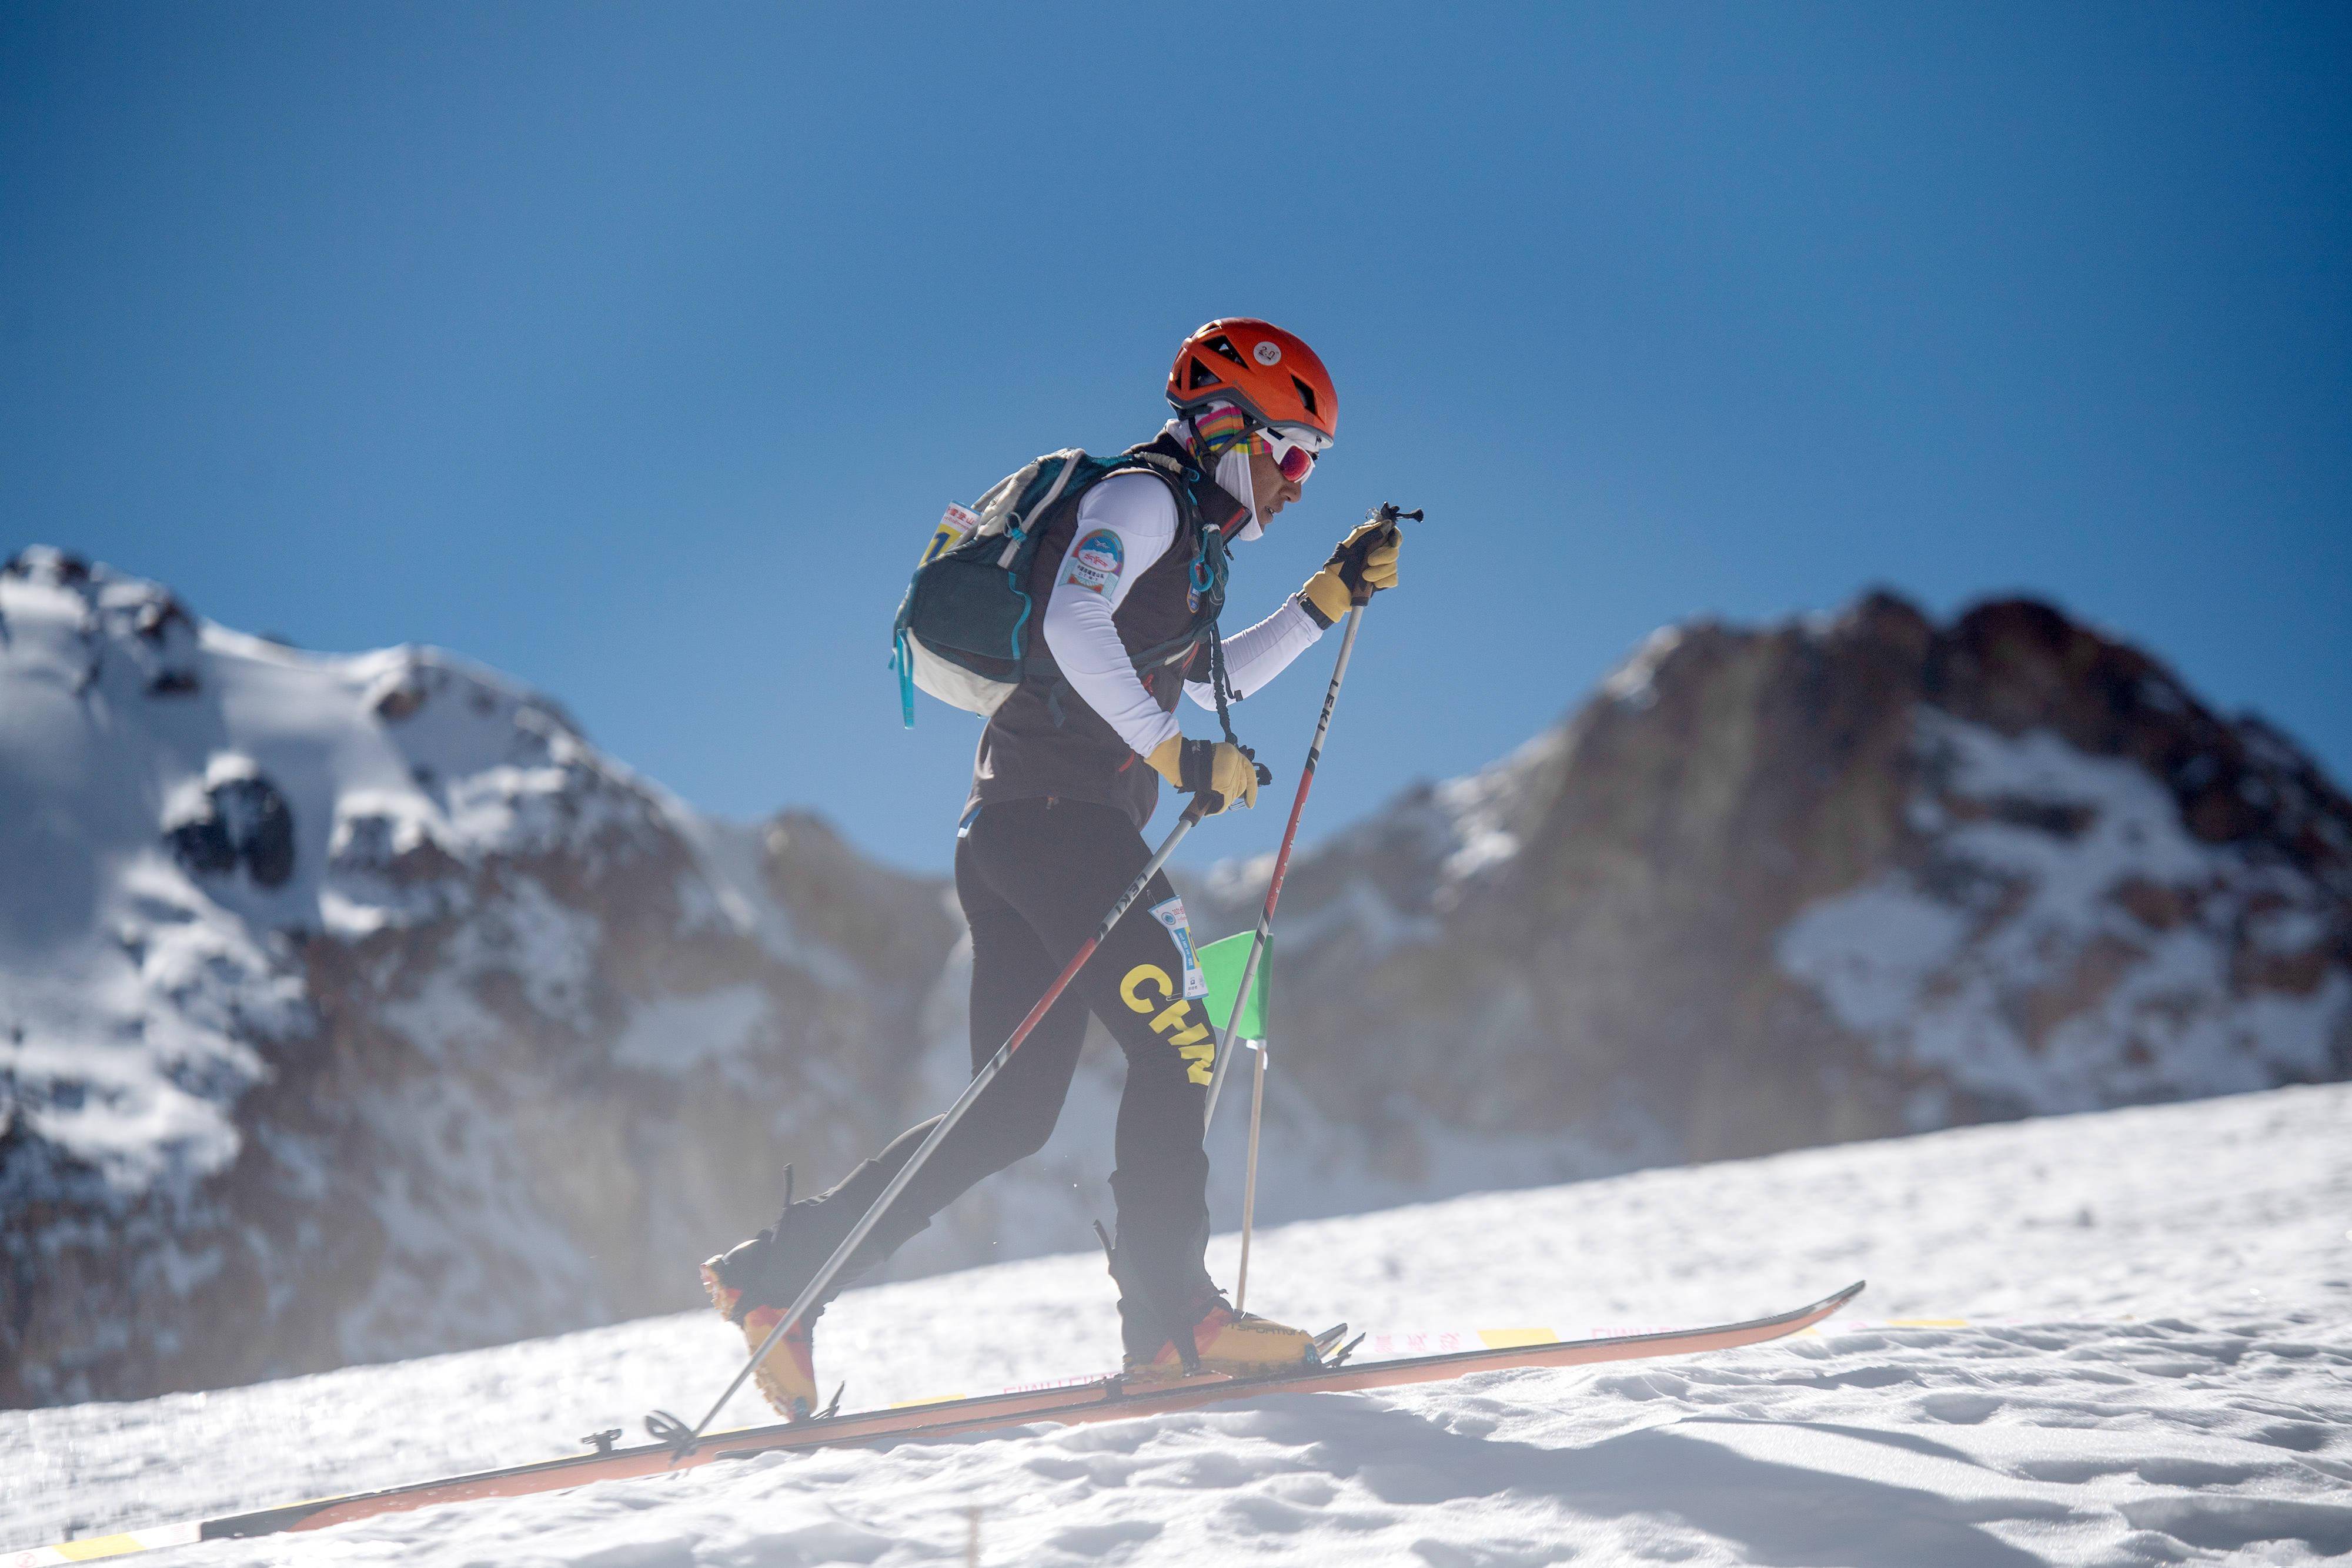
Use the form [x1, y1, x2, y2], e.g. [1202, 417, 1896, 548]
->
[813, 797, 1218, 1312]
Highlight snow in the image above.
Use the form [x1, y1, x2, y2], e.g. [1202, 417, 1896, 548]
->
[1426, 730, 1565, 888]
[6, 1081, 2347, 1566]
[1214, 718, 1565, 965]
[1600, 626, 1682, 711]
[0, 553, 634, 1200]
[0, 550, 795, 1235]
[5, 550, 908, 1400]
[1779, 712, 2351, 1123]
[612, 985, 773, 1072]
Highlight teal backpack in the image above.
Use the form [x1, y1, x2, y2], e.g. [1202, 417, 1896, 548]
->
[891, 445, 1235, 728]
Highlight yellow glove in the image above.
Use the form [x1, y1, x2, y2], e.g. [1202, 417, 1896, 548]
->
[1146, 735, 1261, 814]
[1299, 516, 1402, 627]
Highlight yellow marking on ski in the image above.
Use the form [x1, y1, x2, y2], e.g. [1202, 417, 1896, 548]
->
[1476, 1328, 1557, 1349]
[53, 1535, 149, 1562]
[888, 1393, 967, 1409]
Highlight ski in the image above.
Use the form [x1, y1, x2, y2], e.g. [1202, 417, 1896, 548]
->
[5, 1281, 1861, 1564]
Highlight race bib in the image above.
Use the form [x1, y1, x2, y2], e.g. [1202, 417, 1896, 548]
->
[921, 502, 981, 566]
[1151, 897, 1208, 999]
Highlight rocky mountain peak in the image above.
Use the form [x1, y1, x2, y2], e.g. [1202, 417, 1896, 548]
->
[1926, 598, 2351, 885]
[1204, 589, 2348, 1173]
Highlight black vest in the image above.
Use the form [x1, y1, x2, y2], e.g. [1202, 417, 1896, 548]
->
[965, 433, 1247, 830]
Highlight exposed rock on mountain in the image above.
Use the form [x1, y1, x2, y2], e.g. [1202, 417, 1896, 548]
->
[1200, 593, 2351, 1188]
[4, 547, 2344, 1407]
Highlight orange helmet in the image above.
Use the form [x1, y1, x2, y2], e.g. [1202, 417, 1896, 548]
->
[1166, 318, 1338, 445]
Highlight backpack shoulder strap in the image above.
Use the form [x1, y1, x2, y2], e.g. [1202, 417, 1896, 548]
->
[961, 449, 1096, 568]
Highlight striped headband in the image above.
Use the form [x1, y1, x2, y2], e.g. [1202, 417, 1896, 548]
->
[1190, 404, 1253, 457]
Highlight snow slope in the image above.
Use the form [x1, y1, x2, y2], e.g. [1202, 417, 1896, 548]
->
[8, 1081, 2347, 1566]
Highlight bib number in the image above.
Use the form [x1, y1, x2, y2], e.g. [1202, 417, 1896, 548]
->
[1151, 897, 1208, 999]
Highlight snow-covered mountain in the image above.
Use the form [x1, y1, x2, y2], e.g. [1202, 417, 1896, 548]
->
[0, 547, 960, 1406]
[5, 550, 2346, 1409]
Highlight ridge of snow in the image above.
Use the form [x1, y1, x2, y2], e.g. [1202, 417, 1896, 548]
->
[1600, 624, 1683, 710]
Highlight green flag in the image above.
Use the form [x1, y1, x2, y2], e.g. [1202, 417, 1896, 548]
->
[1196, 930, 1269, 1041]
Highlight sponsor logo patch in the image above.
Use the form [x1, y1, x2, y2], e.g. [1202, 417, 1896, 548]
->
[1062, 527, 1124, 596]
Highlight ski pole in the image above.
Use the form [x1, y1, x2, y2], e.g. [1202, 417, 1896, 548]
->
[1233, 1039, 1268, 1312]
[1201, 503, 1419, 1133]
[650, 790, 1220, 1459]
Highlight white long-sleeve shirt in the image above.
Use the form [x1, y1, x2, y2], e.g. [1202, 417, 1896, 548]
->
[1039, 471, 1324, 760]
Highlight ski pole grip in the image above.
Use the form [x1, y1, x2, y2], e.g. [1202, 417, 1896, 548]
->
[1350, 503, 1425, 607]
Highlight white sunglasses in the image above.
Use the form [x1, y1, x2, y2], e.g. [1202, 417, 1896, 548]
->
[1258, 425, 1332, 482]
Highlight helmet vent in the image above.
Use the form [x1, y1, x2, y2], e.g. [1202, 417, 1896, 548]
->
[1203, 335, 1246, 365]
[1187, 356, 1224, 391]
[1290, 376, 1319, 418]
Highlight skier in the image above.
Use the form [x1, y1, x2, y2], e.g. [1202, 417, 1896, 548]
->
[702, 319, 1403, 1417]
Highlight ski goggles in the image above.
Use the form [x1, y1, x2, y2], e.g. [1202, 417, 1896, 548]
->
[1255, 426, 1329, 483]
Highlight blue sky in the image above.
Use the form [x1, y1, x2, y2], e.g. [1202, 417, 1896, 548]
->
[5, 4, 2346, 876]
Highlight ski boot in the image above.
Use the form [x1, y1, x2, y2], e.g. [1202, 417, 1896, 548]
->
[1122, 1282, 1322, 1386]
[701, 1161, 927, 1420]
[1098, 1223, 1321, 1386]
[701, 1230, 822, 1420]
